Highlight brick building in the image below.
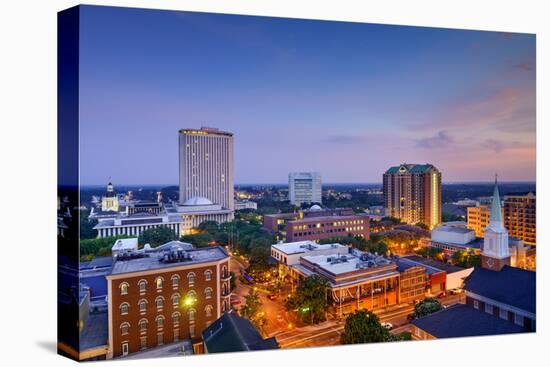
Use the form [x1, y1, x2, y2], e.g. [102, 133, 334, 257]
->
[106, 244, 230, 359]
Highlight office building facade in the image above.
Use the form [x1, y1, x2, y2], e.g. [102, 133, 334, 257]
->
[288, 172, 322, 206]
[503, 193, 536, 245]
[178, 127, 234, 215]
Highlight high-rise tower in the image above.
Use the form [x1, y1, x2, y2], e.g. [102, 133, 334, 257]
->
[383, 164, 441, 229]
[481, 175, 511, 271]
[178, 127, 234, 213]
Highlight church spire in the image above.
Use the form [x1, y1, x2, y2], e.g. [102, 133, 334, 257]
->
[490, 173, 503, 226]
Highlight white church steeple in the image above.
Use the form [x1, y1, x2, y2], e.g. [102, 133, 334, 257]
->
[481, 174, 511, 271]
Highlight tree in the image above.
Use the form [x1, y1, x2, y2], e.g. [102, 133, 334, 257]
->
[240, 289, 267, 330]
[413, 297, 443, 319]
[79, 209, 98, 239]
[286, 275, 329, 325]
[229, 271, 237, 292]
[341, 310, 391, 344]
[452, 250, 481, 268]
[80, 234, 130, 260]
[138, 226, 177, 247]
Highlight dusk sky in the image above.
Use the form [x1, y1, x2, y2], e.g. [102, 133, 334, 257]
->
[79, 5, 536, 185]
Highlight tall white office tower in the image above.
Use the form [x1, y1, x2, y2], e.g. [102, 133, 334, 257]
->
[288, 172, 322, 206]
[178, 127, 234, 219]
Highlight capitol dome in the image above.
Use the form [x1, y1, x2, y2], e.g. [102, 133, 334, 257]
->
[182, 196, 214, 206]
[310, 204, 322, 211]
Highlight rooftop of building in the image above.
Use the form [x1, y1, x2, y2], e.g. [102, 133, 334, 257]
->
[271, 241, 347, 255]
[400, 255, 466, 274]
[411, 304, 527, 338]
[112, 238, 138, 252]
[79, 311, 109, 351]
[433, 225, 473, 234]
[109, 245, 229, 276]
[301, 251, 394, 277]
[202, 312, 279, 353]
[430, 237, 484, 250]
[287, 214, 367, 224]
[179, 126, 233, 137]
[464, 265, 536, 314]
[93, 213, 183, 228]
[385, 163, 438, 174]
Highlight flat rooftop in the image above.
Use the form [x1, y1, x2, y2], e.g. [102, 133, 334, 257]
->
[434, 225, 473, 234]
[288, 215, 366, 224]
[94, 214, 182, 228]
[109, 246, 228, 276]
[402, 255, 466, 274]
[271, 241, 346, 255]
[301, 253, 393, 276]
[430, 237, 484, 249]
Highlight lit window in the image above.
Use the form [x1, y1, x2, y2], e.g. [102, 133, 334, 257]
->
[172, 312, 181, 324]
[156, 277, 163, 290]
[120, 303, 129, 315]
[205, 305, 213, 318]
[120, 282, 129, 295]
[140, 336, 147, 350]
[205, 287, 213, 299]
[473, 300, 479, 309]
[204, 270, 212, 281]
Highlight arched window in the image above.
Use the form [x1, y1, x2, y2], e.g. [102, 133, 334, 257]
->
[188, 308, 196, 322]
[222, 283, 228, 295]
[139, 318, 148, 332]
[187, 290, 197, 301]
[205, 305, 213, 318]
[204, 269, 212, 281]
[155, 296, 164, 309]
[138, 299, 148, 313]
[120, 282, 129, 295]
[120, 302, 129, 315]
[204, 287, 213, 299]
[138, 279, 147, 293]
[171, 274, 180, 287]
[222, 265, 228, 278]
[172, 293, 180, 307]
[120, 322, 130, 335]
[156, 315, 165, 329]
[172, 312, 181, 324]
[187, 272, 196, 287]
[155, 277, 163, 290]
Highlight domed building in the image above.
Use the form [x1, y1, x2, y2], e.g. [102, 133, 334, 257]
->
[167, 196, 234, 236]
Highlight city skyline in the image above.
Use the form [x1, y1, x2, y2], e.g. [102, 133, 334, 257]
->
[79, 6, 535, 185]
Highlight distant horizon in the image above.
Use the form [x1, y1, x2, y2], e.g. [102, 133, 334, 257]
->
[79, 180, 537, 188]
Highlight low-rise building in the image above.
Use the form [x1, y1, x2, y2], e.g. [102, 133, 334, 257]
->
[291, 250, 401, 317]
[93, 212, 183, 238]
[464, 265, 536, 331]
[202, 312, 279, 353]
[105, 243, 231, 358]
[411, 303, 526, 340]
[285, 214, 369, 242]
[165, 197, 234, 236]
[234, 201, 258, 211]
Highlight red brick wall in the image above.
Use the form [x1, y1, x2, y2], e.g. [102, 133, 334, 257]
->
[109, 260, 229, 357]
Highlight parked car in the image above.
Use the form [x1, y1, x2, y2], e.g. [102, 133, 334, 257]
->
[267, 294, 277, 301]
[449, 288, 464, 295]
[437, 291, 446, 299]
[276, 314, 284, 322]
[230, 298, 241, 306]
[407, 313, 414, 321]
[381, 322, 393, 330]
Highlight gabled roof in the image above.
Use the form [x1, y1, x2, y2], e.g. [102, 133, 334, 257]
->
[202, 312, 279, 353]
[464, 266, 536, 314]
[411, 304, 526, 338]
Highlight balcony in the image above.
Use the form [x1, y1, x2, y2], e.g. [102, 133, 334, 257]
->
[221, 272, 231, 281]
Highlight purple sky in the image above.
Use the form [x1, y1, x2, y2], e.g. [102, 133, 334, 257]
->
[78, 6, 536, 185]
